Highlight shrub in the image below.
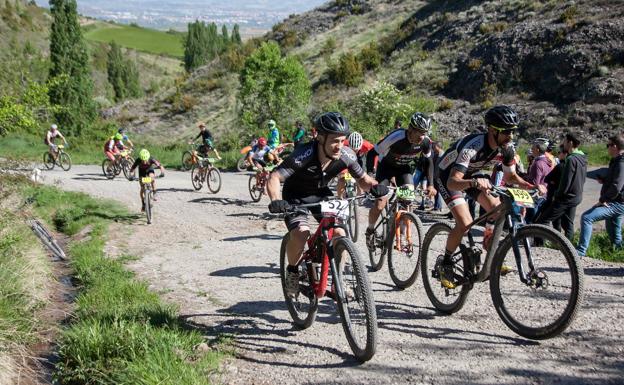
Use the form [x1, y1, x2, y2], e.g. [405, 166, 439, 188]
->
[437, 98, 454, 111]
[468, 58, 483, 71]
[330, 52, 363, 87]
[359, 42, 382, 70]
[560, 5, 578, 26]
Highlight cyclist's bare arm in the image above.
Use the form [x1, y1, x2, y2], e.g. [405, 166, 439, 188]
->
[267, 171, 284, 201]
[502, 169, 545, 193]
[448, 169, 488, 191]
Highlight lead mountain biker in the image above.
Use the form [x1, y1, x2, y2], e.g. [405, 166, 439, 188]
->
[191, 122, 222, 160]
[434, 105, 546, 288]
[44, 124, 67, 161]
[366, 112, 437, 248]
[266, 112, 388, 296]
[130, 149, 165, 212]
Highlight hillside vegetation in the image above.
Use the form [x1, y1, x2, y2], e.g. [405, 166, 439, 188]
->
[115, 0, 622, 153]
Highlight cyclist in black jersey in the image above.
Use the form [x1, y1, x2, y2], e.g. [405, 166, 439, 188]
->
[267, 112, 387, 296]
[366, 112, 437, 248]
[434, 105, 546, 288]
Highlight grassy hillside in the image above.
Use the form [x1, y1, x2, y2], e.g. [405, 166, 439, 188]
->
[83, 21, 184, 58]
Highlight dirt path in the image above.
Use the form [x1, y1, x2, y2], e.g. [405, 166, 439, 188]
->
[43, 166, 623, 385]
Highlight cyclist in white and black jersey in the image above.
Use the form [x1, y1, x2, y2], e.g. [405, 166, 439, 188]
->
[267, 112, 388, 296]
[434, 105, 546, 288]
[366, 112, 437, 248]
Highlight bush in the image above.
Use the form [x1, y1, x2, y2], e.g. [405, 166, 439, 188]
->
[330, 52, 363, 87]
[359, 42, 382, 70]
[437, 98, 454, 111]
[560, 5, 578, 26]
[468, 58, 483, 71]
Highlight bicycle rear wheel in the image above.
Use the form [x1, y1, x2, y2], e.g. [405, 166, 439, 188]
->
[490, 224, 584, 340]
[190, 165, 204, 190]
[145, 190, 153, 224]
[367, 207, 389, 271]
[58, 152, 72, 171]
[279, 233, 318, 329]
[421, 222, 471, 314]
[181, 151, 194, 171]
[387, 212, 424, 289]
[102, 159, 115, 179]
[236, 156, 248, 172]
[207, 167, 222, 193]
[333, 237, 377, 362]
[43, 152, 55, 170]
[248, 174, 263, 202]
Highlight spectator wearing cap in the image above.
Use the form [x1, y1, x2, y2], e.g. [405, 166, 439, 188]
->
[576, 134, 624, 257]
[525, 138, 555, 223]
[534, 133, 587, 241]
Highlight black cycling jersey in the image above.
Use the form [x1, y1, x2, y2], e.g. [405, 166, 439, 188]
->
[375, 129, 432, 168]
[194, 130, 214, 144]
[275, 141, 364, 200]
[130, 157, 161, 177]
[437, 133, 515, 179]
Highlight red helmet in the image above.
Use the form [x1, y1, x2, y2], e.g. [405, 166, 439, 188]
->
[258, 137, 267, 146]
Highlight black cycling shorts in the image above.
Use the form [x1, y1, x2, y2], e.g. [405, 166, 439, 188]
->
[283, 190, 331, 232]
[434, 169, 486, 210]
[375, 163, 412, 187]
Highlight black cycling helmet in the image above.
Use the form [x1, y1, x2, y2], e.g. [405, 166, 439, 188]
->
[408, 112, 432, 134]
[314, 112, 350, 136]
[484, 105, 519, 130]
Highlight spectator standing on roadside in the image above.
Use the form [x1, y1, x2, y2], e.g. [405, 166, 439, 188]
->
[576, 134, 624, 257]
[534, 133, 587, 241]
[525, 138, 554, 223]
[292, 120, 306, 148]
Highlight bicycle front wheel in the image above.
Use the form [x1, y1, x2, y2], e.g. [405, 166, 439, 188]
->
[121, 159, 133, 180]
[387, 212, 424, 289]
[58, 152, 72, 171]
[421, 221, 471, 314]
[236, 156, 248, 172]
[279, 233, 318, 329]
[190, 165, 204, 190]
[145, 190, 153, 224]
[43, 152, 55, 170]
[347, 198, 359, 243]
[368, 207, 390, 271]
[248, 175, 263, 202]
[207, 167, 222, 193]
[490, 224, 584, 340]
[102, 159, 115, 179]
[333, 237, 377, 362]
[181, 151, 193, 171]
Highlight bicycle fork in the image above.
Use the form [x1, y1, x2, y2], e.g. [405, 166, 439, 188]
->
[507, 214, 536, 285]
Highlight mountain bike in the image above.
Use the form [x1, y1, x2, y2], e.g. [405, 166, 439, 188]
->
[190, 156, 221, 193]
[135, 173, 163, 225]
[43, 144, 71, 171]
[278, 196, 377, 362]
[102, 149, 134, 180]
[248, 164, 275, 202]
[367, 186, 424, 289]
[421, 186, 584, 339]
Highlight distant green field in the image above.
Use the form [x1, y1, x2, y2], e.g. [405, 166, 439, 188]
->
[84, 23, 184, 58]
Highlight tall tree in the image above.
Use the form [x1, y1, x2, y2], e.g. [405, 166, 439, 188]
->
[239, 41, 311, 129]
[107, 41, 141, 101]
[221, 25, 229, 46]
[48, 0, 96, 136]
[231, 24, 242, 45]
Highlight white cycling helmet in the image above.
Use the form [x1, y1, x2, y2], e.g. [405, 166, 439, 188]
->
[51, 124, 58, 131]
[348, 132, 363, 151]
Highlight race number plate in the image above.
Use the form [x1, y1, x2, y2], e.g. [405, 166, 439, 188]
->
[507, 188, 534, 207]
[396, 187, 417, 201]
[321, 200, 350, 218]
[141, 177, 153, 184]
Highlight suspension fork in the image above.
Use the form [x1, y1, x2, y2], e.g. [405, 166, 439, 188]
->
[507, 214, 533, 284]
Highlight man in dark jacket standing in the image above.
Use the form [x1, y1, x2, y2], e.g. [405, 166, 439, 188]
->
[535, 133, 587, 241]
[576, 134, 624, 257]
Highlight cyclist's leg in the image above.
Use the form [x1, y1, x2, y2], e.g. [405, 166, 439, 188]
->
[284, 212, 311, 267]
[105, 150, 115, 161]
[367, 165, 392, 228]
[148, 169, 157, 199]
[139, 181, 146, 210]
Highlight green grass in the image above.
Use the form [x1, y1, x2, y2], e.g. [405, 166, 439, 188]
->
[0, 133, 242, 170]
[0, 175, 226, 384]
[573, 230, 624, 262]
[84, 22, 184, 58]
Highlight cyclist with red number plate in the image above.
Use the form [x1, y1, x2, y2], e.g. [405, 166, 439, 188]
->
[366, 112, 437, 249]
[267, 112, 388, 296]
[336, 132, 375, 198]
[434, 105, 546, 288]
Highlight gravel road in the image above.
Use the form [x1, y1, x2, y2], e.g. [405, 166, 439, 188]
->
[42, 166, 623, 385]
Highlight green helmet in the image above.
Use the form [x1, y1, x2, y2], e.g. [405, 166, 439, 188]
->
[114, 133, 123, 141]
[139, 149, 150, 161]
[267, 119, 276, 128]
